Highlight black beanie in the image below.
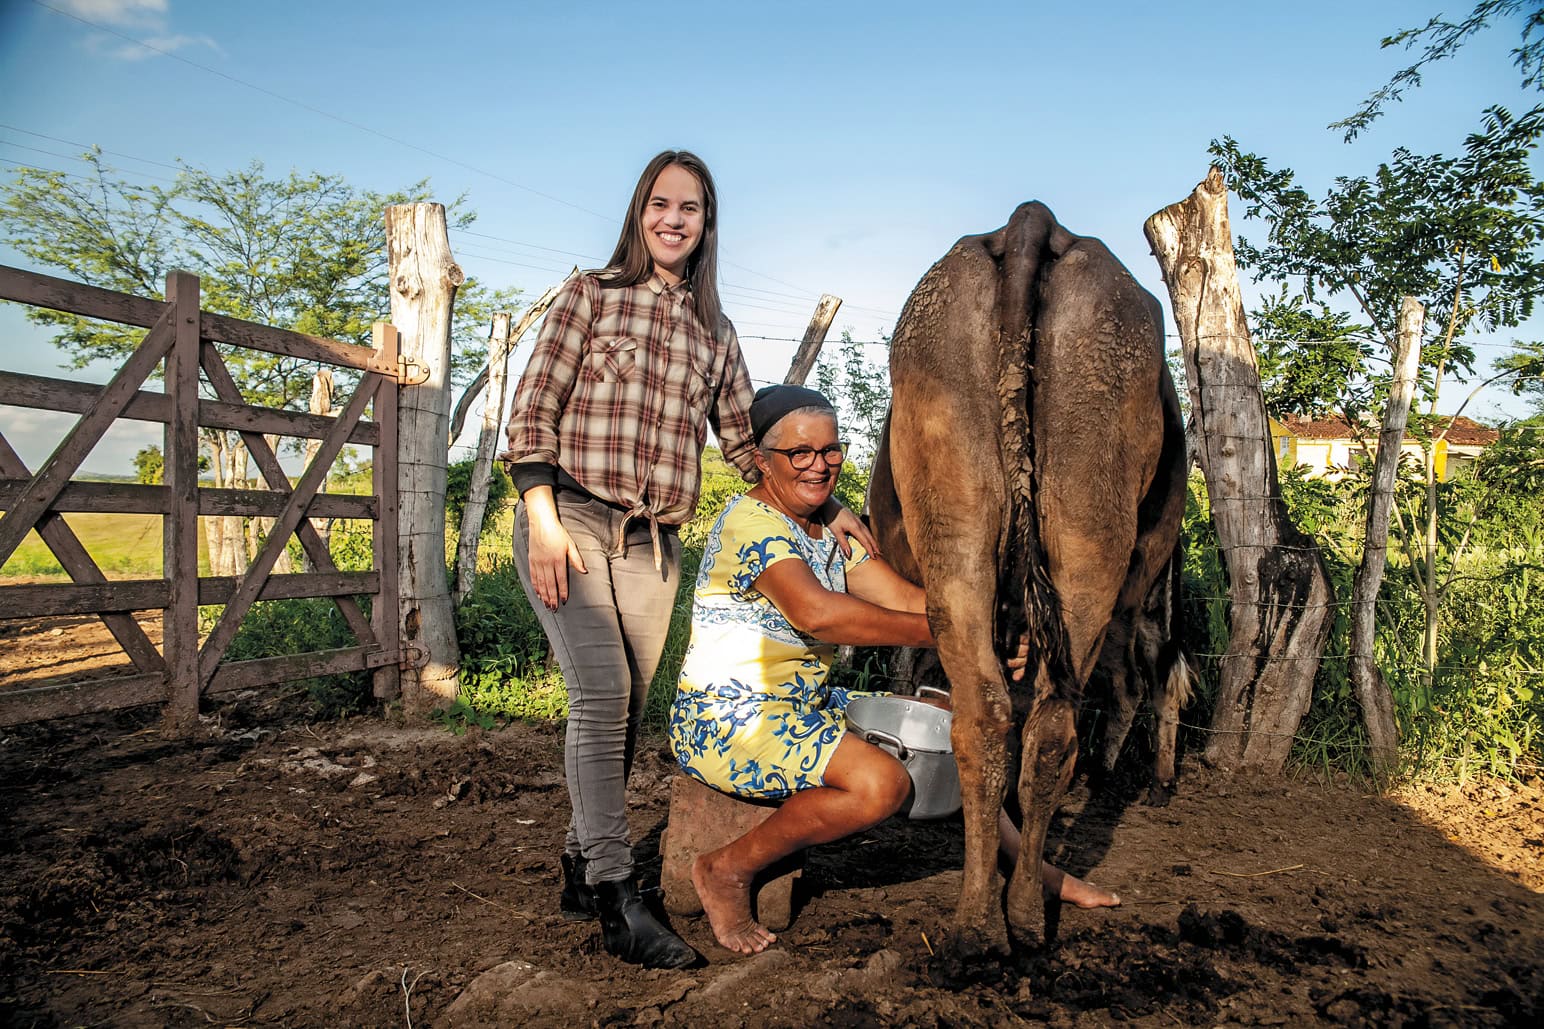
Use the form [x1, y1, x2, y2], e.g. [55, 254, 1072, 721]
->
[750, 384, 836, 444]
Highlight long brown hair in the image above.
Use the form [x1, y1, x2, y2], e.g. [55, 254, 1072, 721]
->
[595, 150, 724, 336]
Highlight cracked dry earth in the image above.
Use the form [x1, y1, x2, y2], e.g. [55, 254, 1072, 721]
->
[0, 702, 1539, 1028]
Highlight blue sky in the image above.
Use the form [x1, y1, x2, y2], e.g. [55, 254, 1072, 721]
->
[0, 0, 1537, 474]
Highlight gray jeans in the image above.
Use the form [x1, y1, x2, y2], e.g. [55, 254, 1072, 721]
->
[512, 492, 680, 884]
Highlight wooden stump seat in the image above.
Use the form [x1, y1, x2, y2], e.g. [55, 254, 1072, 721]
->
[659, 775, 803, 932]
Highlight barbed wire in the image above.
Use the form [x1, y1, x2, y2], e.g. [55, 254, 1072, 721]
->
[1180, 651, 1542, 673]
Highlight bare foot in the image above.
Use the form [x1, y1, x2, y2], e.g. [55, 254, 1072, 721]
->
[691, 850, 777, 955]
[1049, 859, 1124, 908]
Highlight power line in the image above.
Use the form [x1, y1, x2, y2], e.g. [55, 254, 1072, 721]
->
[454, 225, 899, 319]
[0, 123, 184, 172]
[27, 0, 852, 300]
[0, 151, 179, 186]
[29, 0, 616, 224]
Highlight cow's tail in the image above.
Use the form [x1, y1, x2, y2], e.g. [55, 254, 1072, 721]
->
[990, 202, 1076, 695]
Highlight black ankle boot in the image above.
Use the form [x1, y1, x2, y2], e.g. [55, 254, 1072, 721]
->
[560, 853, 597, 921]
[593, 878, 699, 969]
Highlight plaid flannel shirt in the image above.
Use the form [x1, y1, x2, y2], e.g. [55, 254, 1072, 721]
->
[503, 271, 758, 535]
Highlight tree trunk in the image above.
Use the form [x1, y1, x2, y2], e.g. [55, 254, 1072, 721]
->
[449, 275, 570, 447]
[454, 312, 512, 603]
[303, 368, 334, 573]
[1144, 168, 1335, 773]
[205, 430, 246, 577]
[254, 432, 295, 575]
[387, 203, 465, 715]
[784, 294, 842, 386]
[1349, 297, 1423, 775]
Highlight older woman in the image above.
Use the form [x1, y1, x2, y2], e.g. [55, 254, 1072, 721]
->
[669, 385, 1118, 956]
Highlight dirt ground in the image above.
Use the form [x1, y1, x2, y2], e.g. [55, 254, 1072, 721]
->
[1, 678, 1540, 1029]
[1, 607, 1540, 1026]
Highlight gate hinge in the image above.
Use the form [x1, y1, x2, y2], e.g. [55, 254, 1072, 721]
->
[397, 357, 430, 386]
[399, 644, 426, 670]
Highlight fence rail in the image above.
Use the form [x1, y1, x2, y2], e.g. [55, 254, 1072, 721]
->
[0, 263, 403, 728]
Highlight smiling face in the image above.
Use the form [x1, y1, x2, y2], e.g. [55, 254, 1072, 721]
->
[641, 163, 705, 285]
[752, 410, 843, 523]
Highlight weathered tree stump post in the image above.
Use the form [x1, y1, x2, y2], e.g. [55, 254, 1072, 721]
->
[1145, 168, 1334, 773]
[387, 203, 464, 715]
[784, 293, 842, 386]
[454, 312, 512, 604]
[1349, 297, 1423, 774]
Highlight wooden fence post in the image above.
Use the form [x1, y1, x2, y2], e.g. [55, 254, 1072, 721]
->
[1145, 168, 1335, 773]
[1349, 297, 1423, 774]
[454, 312, 511, 604]
[387, 204, 464, 715]
[163, 270, 202, 732]
[372, 322, 403, 703]
[448, 279, 568, 601]
[784, 294, 843, 386]
[448, 274, 570, 447]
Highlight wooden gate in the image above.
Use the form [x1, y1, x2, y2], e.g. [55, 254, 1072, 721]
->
[0, 265, 408, 728]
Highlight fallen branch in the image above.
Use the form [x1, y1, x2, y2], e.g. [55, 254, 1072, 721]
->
[450, 879, 527, 917]
[45, 968, 112, 975]
[401, 966, 425, 1029]
[1209, 863, 1305, 878]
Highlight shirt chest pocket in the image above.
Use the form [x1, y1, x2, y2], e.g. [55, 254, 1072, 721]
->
[584, 336, 638, 382]
[688, 347, 720, 413]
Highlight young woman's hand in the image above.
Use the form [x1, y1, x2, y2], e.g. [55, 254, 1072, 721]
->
[823, 502, 880, 559]
[523, 487, 587, 610]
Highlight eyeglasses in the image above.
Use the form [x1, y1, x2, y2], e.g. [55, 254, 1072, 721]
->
[763, 442, 847, 469]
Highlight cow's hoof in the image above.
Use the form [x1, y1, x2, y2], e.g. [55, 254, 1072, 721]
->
[1145, 781, 1175, 807]
[924, 925, 1010, 987]
[1005, 874, 1052, 949]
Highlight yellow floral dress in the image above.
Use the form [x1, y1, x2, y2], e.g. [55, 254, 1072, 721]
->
[669, 494, 878, 799]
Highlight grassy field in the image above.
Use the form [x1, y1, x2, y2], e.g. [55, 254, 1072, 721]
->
[1, 512, 209, 579]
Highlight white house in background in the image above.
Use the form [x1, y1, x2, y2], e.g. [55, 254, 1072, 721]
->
[1269, 414, 1500, 482]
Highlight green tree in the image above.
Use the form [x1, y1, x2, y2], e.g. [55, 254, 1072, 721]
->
[1212, 104, 1544, 694]
[815, 330, 891, 466]
[1, 152, 518, 570]
[1250, 289, 1372, 418]
[1334, 1, 1544, 140]
[131, 444, 164, 485]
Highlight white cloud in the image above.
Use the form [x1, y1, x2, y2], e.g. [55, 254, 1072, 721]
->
[109, 32, 224, 60]
[53, 1, 223, 62]
[0, 407, 160, 479]
[53, 0, 168, 28]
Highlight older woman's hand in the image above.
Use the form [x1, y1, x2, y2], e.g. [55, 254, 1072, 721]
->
[823, 501, 880, 558]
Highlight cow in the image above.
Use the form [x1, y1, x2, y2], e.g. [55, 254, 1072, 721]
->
[1087, 549, 1192, 806]
[866, 201, 1187, 953]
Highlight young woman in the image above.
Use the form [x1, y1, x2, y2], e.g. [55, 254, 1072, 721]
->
[502, 151, 873, 969]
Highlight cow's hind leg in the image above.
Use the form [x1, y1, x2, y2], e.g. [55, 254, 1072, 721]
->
[1093, 616, 1141, 782]
[886, 398, 1014, 956]
[933, 573, 1016, 957]
[1005, 681, 1078, 944]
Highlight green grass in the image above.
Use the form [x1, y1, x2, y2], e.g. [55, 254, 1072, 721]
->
[1, 512, 209, 578]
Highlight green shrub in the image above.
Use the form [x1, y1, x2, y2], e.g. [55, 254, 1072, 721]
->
[220, 597, 372, 717]
[446, 458, 513, 541]
[454, 555, 566, 721]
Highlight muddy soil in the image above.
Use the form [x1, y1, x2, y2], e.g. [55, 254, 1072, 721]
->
[0, 692, 1539, 1028]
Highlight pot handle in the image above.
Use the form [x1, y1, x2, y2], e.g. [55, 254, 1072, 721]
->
[862, 728, 910, 762]
[915, 685, 951, 702]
